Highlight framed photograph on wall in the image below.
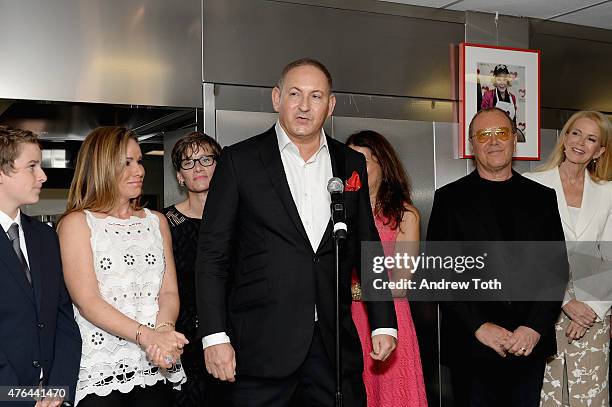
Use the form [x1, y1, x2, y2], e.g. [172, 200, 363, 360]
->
[459, 43, 540, 160]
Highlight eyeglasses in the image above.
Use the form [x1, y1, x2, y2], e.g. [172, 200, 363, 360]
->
[495, 64, 507, 70]
[180, 155, 217, 170]
[472, 127, 513, 144]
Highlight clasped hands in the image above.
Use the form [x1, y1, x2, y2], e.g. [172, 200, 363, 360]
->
[139, 326, 189, 369]
[475, 323, 540, 357]
[562, 299, 597, 343]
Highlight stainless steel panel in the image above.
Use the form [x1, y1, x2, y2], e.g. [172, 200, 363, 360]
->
[465, 11, 529, 48]
[215, 110, 278, 147]
[335, 94, 456, 123]
[0, 0, 202, 107]
[214, 85, 457, 123]
[203, 0, 463, 100]
[215, 85, 275, 113]
[542, 108, 612, 133]
[278, 0, 464, 23]
[552, 2, 612, 30]
[531, 18, 612, 43]
[433, 122, 468, 189]
[203, 83, 216, 137]
[528, 128, 559, 172]
[532, 34, 612, 113]
[450, 0, 602, 20]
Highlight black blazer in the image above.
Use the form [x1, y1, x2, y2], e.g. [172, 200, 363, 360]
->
[426, 171, 567, 362]
[195, 126, 397, 378]
[0, 214, 81, 404]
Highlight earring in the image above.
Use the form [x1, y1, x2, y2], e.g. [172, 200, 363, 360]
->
[179, 179, 185, 186]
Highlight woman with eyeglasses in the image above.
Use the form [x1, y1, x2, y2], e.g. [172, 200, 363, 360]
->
[525, 111, 612, 406]
[163, 132, 224, 407]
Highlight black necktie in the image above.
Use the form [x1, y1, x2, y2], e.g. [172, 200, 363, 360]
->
[7, 223, 32, 285]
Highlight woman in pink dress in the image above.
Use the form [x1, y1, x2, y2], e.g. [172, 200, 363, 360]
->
[347, 130, 428, 407]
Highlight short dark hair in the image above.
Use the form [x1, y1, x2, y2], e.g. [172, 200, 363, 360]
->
[468, 107, 516, 140]
[171, 131, 221, 172]
[278, 57, 333, 91]
[0, 126, 40, 175]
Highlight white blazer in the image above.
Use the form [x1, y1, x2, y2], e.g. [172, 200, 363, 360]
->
[524, 167, 612, 320]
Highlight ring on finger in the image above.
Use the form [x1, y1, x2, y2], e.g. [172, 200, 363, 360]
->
[164, 355, 174, 365]
[520, 346, 527, 352]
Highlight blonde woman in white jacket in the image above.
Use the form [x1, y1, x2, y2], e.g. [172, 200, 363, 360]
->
[525, 110, 612, 407]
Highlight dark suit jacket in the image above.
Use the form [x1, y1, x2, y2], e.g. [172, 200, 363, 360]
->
[426, 170, 567, 363]
[0, 214, 81, 403]
[195, 126, 397, 379]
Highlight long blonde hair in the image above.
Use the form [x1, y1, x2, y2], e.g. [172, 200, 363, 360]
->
[64, 126, 142, 217]
[538, 110, 612, 182]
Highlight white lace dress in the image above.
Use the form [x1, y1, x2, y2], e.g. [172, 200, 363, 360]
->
[74, 209, 186, 405]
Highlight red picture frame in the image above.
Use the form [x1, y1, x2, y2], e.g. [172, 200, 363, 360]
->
[459, 42, 541, 160]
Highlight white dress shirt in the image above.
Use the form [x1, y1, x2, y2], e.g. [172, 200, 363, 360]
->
[203, 123, 396, 348]
[0, 209, 31, 268]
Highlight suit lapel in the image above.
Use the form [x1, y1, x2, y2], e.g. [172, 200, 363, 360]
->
[258, 127, 310, 247]
[316, 137, 346, 253]
[0, 219, 35, 304]
[21, 214, 43, 311]
[574, 171, 601, 239]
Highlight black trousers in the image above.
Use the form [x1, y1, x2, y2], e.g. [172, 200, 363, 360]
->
[78, 381, 173, 407]
[450, 356, 546, 407]
[229, 324, 366, 407]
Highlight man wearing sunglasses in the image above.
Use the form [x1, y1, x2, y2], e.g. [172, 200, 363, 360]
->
[427, 107, 568, 406]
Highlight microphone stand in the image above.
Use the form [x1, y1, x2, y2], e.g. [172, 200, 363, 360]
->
[327, 178, 347, 407]
[334, 232, 343, 407]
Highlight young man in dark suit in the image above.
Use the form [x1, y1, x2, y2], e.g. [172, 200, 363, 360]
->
[195, 58, 398, 406]
[0, 126, 81, 406]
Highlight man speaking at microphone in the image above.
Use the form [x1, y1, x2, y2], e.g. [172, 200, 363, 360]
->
[195, 58, 397, 406]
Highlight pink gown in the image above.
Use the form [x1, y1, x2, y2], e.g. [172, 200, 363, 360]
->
[351, 215, 428, 407]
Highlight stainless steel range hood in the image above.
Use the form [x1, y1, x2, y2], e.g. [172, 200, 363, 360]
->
[0, 99, 199, 169]
[1, 100, 198, 141]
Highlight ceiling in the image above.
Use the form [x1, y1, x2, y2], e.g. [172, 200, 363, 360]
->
[377, 0, 612, 30]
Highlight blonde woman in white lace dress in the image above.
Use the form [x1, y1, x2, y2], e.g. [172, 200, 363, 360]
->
[58, 127, 187, 406]
[525, 111, 612, 407]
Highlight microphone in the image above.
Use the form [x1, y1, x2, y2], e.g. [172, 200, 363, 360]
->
[327, 177, 347, 240]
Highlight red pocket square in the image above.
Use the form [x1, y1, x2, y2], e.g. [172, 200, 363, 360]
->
[345, 171, 362, 192]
